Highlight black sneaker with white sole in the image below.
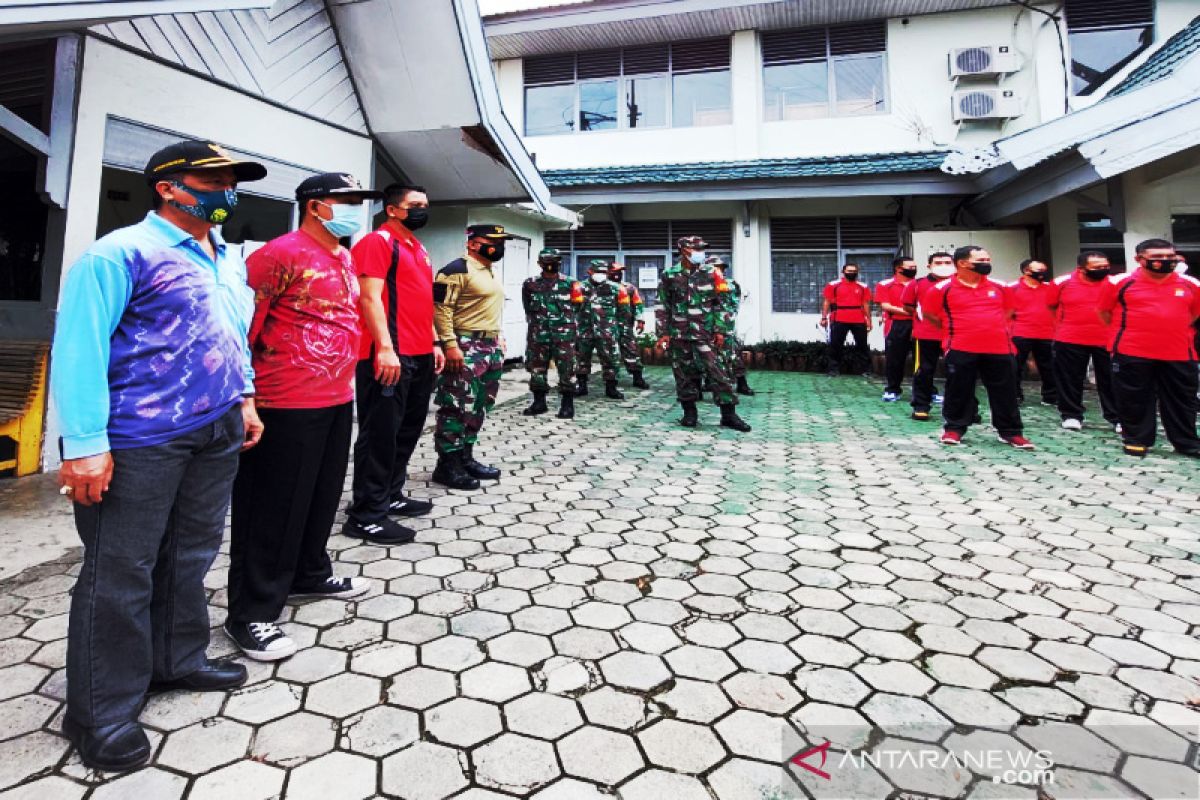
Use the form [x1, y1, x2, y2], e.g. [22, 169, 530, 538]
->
[289, 576, 371, 600]
[342, 517, 416, 544]
[224, 621, 297, 662]
[387, 495, 434, 517]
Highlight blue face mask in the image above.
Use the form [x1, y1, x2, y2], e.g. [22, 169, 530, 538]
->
[169, 180, 238, 225]
[318, 202, 362, 239]
[688, 251, 707, 265]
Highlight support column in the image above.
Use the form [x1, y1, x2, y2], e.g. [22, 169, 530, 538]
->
[732, 205, 764, 345]
[1120, 168, 1171, 265]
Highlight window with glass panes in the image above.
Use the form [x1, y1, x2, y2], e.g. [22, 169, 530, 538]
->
[1171, 214, 1200, 278]
[1065, 0, 1154, 96]
[523, 40, 731, 136]
[769, 217, 898, 313]
[762, 22, 888, 121]
[1078, 213, 1127, 272]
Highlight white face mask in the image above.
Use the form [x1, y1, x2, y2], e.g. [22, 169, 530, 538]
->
[930, 264, 956, 278]
[591, 273, 608, 283]
[688, 251, 707, 265]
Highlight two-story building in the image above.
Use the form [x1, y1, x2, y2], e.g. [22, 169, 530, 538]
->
[484, 0, 1200, 345]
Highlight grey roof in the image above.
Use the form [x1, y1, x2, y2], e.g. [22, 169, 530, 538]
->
[542, 151, 949, 187]
[1109, 14, 1200, 98]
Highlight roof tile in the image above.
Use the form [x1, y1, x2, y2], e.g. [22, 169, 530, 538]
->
[1108, 14, 1200, 98]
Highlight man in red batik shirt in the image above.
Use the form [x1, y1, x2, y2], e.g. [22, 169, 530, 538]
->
[1009, 259, 1059, 406]
[226, 172, 381, 661]
[821, 263, 872, 377]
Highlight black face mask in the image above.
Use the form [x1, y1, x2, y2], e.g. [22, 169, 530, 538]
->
[1082, 268, 1109, 281]
[539, 260, 560, 272]
[610, 272, 624, 282]
[1028, 271, 1049, 282]
[401, 207, 429, 231]
[1144, 258, 1178, 274]
[479, 241, 505, 261]
[970, 262, 993, 275]
[844, 273, 859, 282]
[899, 268, 918, 278]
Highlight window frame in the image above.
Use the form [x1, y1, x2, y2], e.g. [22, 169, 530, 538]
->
[761, 25, 889, 122]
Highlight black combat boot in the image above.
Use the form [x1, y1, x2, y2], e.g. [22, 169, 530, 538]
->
[605, 380, 625, 400]
[631, 370, 650, 389]
[462, 445, 501, 480]
[575, 374, 589, 397]
[736, 376, 755, 396]
[720, 404, 752, 432]
[523, 391, 548, 416]
[679, 401, 699, 428]
[432, 452, 480, 491]
[556, 391, 575, 419]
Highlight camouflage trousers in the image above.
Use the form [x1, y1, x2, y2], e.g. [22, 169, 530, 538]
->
[576, 330, 621, 382]
[722, 333, 747, 379]
[619, 323, 643, 373]
[434, 337, 503, 454]
[670, 338, 736, 406]
[526, 337, 576, 394]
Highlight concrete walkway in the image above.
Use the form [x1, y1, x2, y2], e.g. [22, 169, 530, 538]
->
[1, 367, 1198, 799]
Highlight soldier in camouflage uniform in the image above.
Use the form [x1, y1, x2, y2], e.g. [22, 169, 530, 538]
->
[522, 248, 583, 419]
[708, 256, 755, 396]
[575, 259, 626, 401]
[609, 262, 650, 390]
[656, 236, 751, 432]
[431, 224, 511, 491]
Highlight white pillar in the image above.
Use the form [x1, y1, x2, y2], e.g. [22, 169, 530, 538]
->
[1121, 168, 1172, 265]
[734, 204, 763, 344]
[730, 29, 760, 161]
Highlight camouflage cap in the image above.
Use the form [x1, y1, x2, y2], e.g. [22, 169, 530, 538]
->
[537, 247, 563, 262]
[588, 258, 611, 271]
[705, 255, 727, 268]
[676, 235, 708, 251]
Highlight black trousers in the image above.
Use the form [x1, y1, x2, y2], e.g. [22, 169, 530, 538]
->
[1012, 336, 1057, 403]
[911, 338, 943, 411]
[883, 320, 913, 394]
[349, 354, 435, 523]
[1112, 355, 1200, 450]
[828, 322, 869, 375]
[1053, 342, 1118, 424]
[943, 350, 1023, 437]
[228, 403, 352, 624]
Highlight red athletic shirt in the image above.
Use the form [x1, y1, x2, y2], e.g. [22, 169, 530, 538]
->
[1099, 270, 1200, 361]
[921, 276, 1014, 355]
[1053, 271, 1112, 347]
[246, 230, 360, 409]
[824, 279, 871, 324]
[1009, 279, 1059, 340]
[874, 277, 912, 335]
[902, 274, 945, 341]
[352, 224, 434, 359]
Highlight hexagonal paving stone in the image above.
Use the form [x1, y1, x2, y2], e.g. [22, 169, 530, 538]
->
[665, 644, 738, 681]
[638, 719, 727, 773]
[305, 672, 381, 717]
[461, 661, 533, 702]
[251, 711, 337, 766]
[0, 730, 71, 792]
[722, 671, 802, 713]
[342, 705, 420, 757]
[474, 733, 561, 795]
[729, 639, 802, 674]
[558, 726, 645, 786]
[579, 686, 649, 729]
[382, 741, 468, 800]
[190, 760, 285, 800]
[599, 651, 671, 692]
[426, 697, 502, 747]
[157, 718, 252, 774]
[505, 692, 584, 739]
[388, 666, 457, 710]
[88, 768, 187, 800]
[289, 751, 378, 800]
[487, 631, 554, 666]
[223, 680, 302, 724]
[422, 635, 486, 671]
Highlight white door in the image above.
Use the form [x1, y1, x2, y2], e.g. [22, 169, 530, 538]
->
[501, 238, 531, 360]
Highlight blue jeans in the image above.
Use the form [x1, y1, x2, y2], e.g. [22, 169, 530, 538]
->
[66, 403, 242, 727]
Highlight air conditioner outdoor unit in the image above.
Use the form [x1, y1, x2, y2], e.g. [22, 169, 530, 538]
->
[948, 45, 1021, 78]
[953, 88, 1021, 121]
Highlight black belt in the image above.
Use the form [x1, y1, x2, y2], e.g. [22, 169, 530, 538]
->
[457, 331, 499, 340]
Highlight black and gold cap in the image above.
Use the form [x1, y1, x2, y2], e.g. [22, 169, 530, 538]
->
[295, 172, 383, 202]
[467, 224, 515, 240]
[144, 140, 267, 185]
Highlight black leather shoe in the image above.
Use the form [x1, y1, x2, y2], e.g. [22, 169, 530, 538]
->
[556, 392, 575, 419]
[62, 717, 151, 772]
[719, 404, 752, 432]
[522, 391, 548, 416]
[604, 380, 625, 400]
[149, 659, 248, 693]
[432, 452, 480, 491]
[679, 401, 699, 428]
[462, 445, 501, 480]
[736, 376, 755, 396]
[631, 370, 649, 389]
[575, 375, 589, 397]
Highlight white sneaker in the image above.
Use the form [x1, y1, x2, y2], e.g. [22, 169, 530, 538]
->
[881, 392, 900, 402]
[1061, 418, 1083, 431]
[290, 576, 371, 600]
[933, 394, 944, 405]
[1114, 423, 1123, 434]
[225, 621, 298, 662]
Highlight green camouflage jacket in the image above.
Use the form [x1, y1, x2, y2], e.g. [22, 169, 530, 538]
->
[522, 275, 583, 343]
[655, 262, 731, 341]
[715, 277, 741, 335]
[579, 279, 627, 339]
[617, 282, 645, 327]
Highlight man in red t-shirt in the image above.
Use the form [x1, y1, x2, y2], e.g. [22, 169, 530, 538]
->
[902, 252, 956, 420]
[347, 184, 445, 543]
[1099, 239, 1200, 458]
[821, 263, 872, 376]
[921, 246, 1034, 449]
[1052, 251, 1120, 432]
[227, 172, 381, 661]
[1009, 259, 1059, 406]
[875, 256, 917, 401]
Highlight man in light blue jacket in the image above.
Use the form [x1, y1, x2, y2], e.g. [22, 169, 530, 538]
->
[51, 140, 266, 772]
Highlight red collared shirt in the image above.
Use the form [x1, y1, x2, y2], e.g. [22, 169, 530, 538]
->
[921, 276, 1014, 355]
[1053, 270, 1112, 347]
[1009, 278, 1059, 340]
[246, 230, 360, 408]
[1099, 270, 1200, 361]
[352, 224, 434, 358]
[902, 274, 946, 341]
[823, 279, 871, 324]
[874, 277, 912, 336]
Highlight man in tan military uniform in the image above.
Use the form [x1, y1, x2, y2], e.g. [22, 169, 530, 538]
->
[432, 224, 511, 490]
